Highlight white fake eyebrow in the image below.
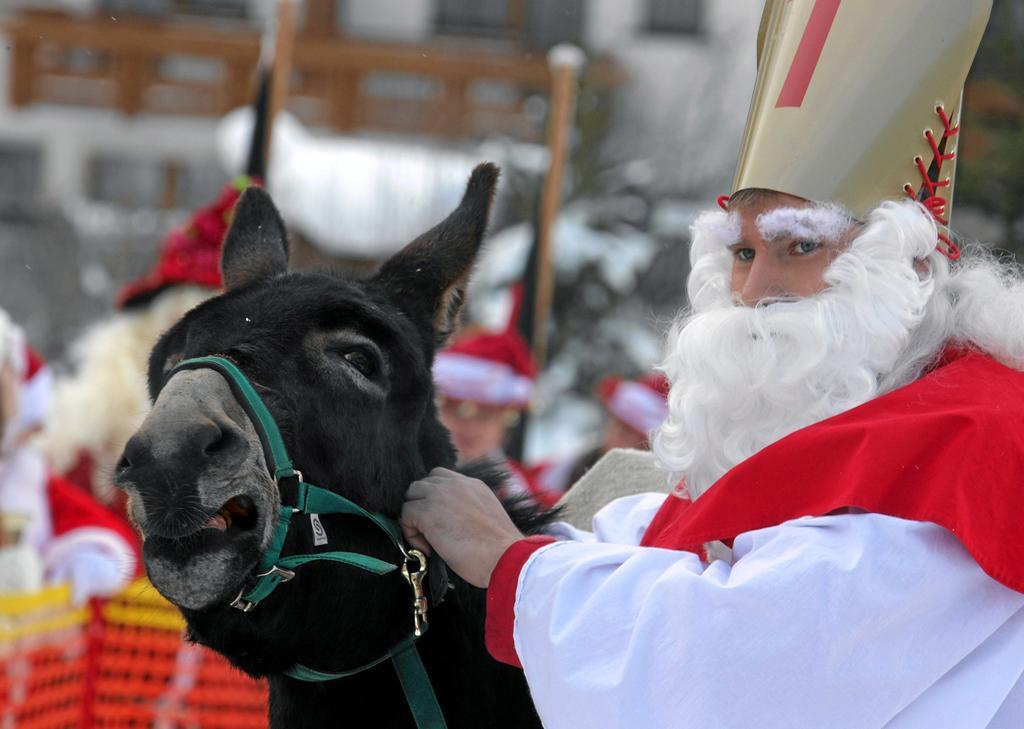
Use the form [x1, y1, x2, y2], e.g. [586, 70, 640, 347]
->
[693, 211, 742, 248]
[755, 206, 853, 245]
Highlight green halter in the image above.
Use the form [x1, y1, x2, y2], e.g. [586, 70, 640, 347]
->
[170, 356, 446, 729]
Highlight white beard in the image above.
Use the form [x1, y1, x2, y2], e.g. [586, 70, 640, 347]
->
[652, 201, 942, 500]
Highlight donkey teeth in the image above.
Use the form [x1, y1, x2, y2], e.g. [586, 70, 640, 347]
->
[204, 496, 256, 532]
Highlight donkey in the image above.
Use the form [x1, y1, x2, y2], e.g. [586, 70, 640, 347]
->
[115, 164, 548, 729]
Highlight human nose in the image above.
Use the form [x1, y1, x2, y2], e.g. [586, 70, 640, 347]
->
[738, 255, 791, 307]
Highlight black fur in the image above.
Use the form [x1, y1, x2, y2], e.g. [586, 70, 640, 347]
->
[220, 186, 290, 291]
[132, 165, 554, 728]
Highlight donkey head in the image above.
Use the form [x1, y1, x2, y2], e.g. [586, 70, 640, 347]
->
[116, 165, 498, 672]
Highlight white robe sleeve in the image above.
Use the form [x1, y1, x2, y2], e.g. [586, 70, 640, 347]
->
[508, 513, 1024, 729]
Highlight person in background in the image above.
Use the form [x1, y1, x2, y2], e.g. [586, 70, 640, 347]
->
[37, 178, 250, 517]
[433, 327, 558, 507]
[542, 373, 669, 493]
[0, 307, 137, 603]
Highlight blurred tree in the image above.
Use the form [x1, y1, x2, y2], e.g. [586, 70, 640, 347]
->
[957, 0, 1024, 257]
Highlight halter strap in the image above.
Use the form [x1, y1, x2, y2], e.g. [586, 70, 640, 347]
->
[167, 356, 447, 729]
[172, 356, 297, 479]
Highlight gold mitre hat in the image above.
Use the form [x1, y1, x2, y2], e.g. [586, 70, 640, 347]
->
[731, 0, 992, 226]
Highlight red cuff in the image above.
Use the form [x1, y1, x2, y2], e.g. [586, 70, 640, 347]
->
[485, 535, 557, 668]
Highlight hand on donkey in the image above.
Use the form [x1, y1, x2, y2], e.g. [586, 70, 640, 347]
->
[401, 467, 525, 589]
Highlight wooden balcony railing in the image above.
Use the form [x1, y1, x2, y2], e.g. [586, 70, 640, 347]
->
[2, 10, 623, 142]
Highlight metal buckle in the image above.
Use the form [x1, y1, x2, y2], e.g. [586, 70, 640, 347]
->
[277, 469, 303, 483]
[401, 549, 429, 637]
[229, 566, 296, 613]
[230, 588, 256, 613]
[256, 565, 296, 582]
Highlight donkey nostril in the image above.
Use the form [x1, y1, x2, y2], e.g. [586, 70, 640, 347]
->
[113, 454, 133, 491]
[203, 431, 227, 456]
[116, 432, 150, 482]
[115, 453, 132, 473]
[198, 421, 240, 459]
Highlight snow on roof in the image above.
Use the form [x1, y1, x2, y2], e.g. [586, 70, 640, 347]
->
[467, 203, 658, 329]
[476, 205, 656, 291]
[217, 108, 522, 259]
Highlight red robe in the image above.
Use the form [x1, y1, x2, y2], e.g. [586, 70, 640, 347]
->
[486, 347, 1024, 665]
[639, 347, 1024, 593]
[47, 473, 141, 564]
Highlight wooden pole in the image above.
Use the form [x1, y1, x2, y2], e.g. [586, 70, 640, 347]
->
[531, 44, 585, 368]
[263, 0, 298, 172]
[303, 0, 338, 38]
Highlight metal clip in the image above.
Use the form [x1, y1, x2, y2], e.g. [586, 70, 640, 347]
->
[256, 565, 296, 582]
[229, 589, 256, 613]
[229, 566, 296, 613]
[401, 549, 429, 637]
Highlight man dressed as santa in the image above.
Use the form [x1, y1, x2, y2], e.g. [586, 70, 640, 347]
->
[401, 1, 1024, 725]
[0, 307, 137, 602]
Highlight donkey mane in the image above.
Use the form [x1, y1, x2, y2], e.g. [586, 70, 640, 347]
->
[117, 165, 552, 728]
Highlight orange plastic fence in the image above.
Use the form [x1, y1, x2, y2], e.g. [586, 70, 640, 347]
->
[0, 585, 88, 729]
[1, 580, 269, 728]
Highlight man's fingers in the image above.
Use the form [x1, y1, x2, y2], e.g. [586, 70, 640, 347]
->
[400, 499, 424, 530]
[399, 501, 433, 555]
[405, 479, 432, 500]
[405, 472, 460, 500]
[404, 531, 432, 556]
[429, 466, 459, 478]
[405, 477, 448, 500]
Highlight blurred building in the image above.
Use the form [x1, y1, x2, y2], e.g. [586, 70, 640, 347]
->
[0, 0, 759, 207]
[0, 0, 763, 359]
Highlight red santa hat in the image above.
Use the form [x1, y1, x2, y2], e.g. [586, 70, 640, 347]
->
[597, 373, 669, 435]
[116, 176, 255, 309]
[433, 330, 537, 409]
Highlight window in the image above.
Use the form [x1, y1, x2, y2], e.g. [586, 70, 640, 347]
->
[648, 0, 702, 36]
[435, 0, 582, 48]
[100, 0, 249, 20]
[174, 0, 248, 19]
[435, 0, 510, 37]
[523, 0, 582, 50]
[0, 144, 41, 201]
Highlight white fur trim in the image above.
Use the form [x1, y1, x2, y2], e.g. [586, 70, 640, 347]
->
[0, 447, 51, 550]
[18, 365, 52, 433]
[608, 382, 668, 434]
[0, 312, 26, 375]
[433, 353, 533, 407]
[756, 205, 854, 245]
[35, 286, 212, 503]
[43, 526, 136, 585]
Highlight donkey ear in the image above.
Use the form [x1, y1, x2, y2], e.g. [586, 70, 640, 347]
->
[373, 163, 499, 342]
[221, 187, 289, 291]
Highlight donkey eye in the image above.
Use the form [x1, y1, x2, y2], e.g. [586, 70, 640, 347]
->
[341, 349, 376, 377]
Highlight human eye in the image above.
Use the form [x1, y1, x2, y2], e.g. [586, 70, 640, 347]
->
[792, 240, 822, 255]
[731, 247, 755, 262]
